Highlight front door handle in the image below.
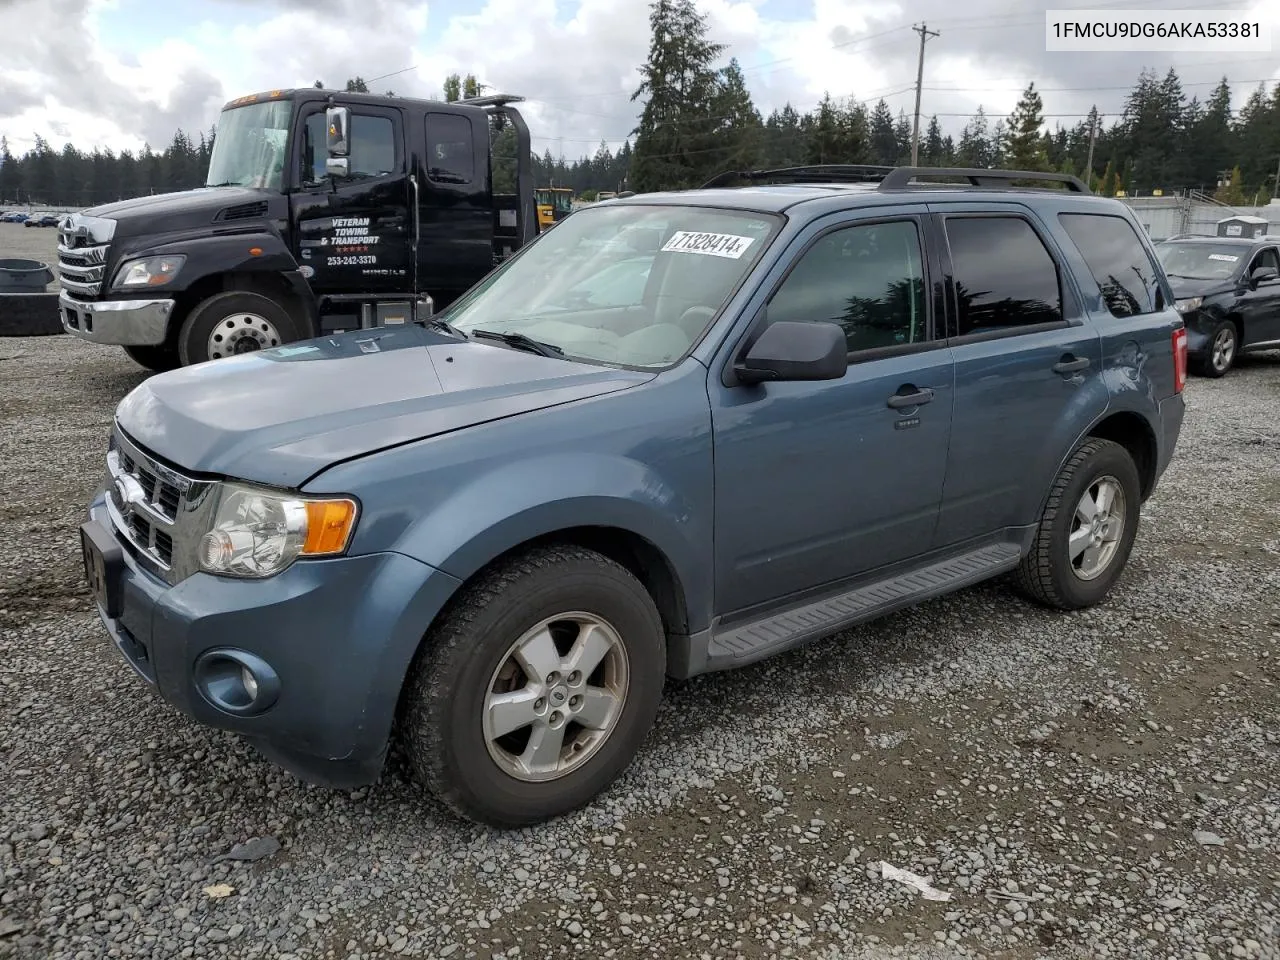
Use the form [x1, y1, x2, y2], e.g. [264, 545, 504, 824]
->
[1053, 355, 1090, 374]
[887, 387, 934, 409]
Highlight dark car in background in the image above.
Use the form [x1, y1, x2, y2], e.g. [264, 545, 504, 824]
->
[24, 212, 60, 228]
[1155, 235, 1280, 377]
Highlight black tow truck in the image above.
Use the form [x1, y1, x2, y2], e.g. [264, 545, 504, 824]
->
[56, 87, 538, 369]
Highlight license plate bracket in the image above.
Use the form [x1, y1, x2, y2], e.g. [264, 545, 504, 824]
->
[80, 521, 124, 618]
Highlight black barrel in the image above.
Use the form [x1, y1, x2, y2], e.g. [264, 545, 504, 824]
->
[0, 258, 55, 292]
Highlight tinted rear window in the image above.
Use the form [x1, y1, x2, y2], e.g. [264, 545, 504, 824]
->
[1059, 213, 1163, 316]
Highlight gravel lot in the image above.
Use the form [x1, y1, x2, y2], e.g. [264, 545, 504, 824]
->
[0, 222, 61, 290]
[1, 335, 1278, 960]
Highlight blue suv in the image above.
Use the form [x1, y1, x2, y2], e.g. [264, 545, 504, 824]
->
[79, 165, 1187, 826]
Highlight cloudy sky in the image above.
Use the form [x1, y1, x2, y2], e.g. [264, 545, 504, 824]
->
[2, 0, 1279, 160]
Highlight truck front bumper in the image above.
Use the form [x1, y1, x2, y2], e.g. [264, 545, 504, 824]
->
[80, 492, 462, 788]
[59, 290, 174, 345]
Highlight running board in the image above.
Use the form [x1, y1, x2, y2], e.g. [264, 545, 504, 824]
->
[705, 542, 1022, 670]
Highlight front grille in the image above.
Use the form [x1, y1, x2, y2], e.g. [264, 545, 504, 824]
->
[57, 235, 109, 299]
[105, 428, 202, 582]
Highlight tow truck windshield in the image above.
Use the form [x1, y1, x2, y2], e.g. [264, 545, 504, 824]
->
[444, 203, 780, 369]
[205, 99, 292, 191]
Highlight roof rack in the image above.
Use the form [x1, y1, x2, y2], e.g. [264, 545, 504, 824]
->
[701, 165, 895, 188]
[878, 167, 1089, 192]
[700, 164, 1090, 194]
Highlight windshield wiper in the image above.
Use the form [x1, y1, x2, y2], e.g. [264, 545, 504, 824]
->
[428, 316, 467, 339]
[206, 181, 242, 187]
[469, 329, 565, 358]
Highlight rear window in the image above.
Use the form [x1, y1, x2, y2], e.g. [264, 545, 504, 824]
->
[1059, 213, 1164, 317]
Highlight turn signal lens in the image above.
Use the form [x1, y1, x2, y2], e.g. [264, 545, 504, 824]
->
[302, 498, 358, 555]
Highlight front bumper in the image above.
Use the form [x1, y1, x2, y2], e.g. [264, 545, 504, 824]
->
[82, 492, 461, 787]
[59, 290, 174, 345]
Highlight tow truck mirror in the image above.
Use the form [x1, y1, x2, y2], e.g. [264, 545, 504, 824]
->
[325, 105, 350, 177]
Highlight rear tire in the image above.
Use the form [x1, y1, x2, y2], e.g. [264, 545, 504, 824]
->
[177, 290, 305, 366]
[1014, 437, 1141, 611]
[122, 343, 181, 373]
[400, 544, 667, 827]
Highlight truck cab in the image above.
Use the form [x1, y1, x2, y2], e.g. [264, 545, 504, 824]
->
[56, 88, 538, 370]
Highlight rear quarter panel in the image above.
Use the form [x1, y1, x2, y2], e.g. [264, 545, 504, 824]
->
[1043, 196, 1185, 484]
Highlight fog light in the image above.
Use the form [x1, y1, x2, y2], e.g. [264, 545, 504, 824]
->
[192, 649, 280, 716]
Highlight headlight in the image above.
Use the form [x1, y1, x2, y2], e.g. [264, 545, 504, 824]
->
[1174, 297, 1203, 314]
[113, 255, 186, 289]
[198, 483, 359, 578]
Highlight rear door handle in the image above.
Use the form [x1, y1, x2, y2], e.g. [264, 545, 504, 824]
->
[887, 387, 934, 409]
[1053, 355, 1090, 374]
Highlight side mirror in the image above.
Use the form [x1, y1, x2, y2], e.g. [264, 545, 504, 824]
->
[325, 105, 350, 178]
[1250, 266, 1278, 288]
[734, 320, 847, 384]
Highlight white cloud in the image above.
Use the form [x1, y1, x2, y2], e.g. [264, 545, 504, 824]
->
[1, 0, 1278, 160]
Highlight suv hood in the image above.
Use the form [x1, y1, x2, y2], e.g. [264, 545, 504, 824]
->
[115, 326, 654, 487]
[1165, 275, 1235, 300]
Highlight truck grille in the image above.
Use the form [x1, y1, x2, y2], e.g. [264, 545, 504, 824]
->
[105, 428, 205, 583]
[57, 227, 109, 302]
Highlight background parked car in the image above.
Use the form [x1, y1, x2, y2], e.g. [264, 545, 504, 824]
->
[1155, 235, 1280, 377]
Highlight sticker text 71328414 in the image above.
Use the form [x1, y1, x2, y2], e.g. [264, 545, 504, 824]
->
[661, 231, 756, 259]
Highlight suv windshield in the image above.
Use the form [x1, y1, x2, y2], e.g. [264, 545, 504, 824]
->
[205, 100, 292, 190]
[1155, 241, 1247, 281]
[444, 204, 781, 367]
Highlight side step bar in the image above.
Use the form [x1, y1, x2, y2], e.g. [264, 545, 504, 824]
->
[704, 541, 1023, 671]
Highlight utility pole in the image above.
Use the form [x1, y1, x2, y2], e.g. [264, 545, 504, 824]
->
[1084, 110, 1098, 192]
[1272, 153, 1280, 201]
[910, 22, 940, 167]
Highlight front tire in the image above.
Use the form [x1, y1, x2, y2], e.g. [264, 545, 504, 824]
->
[1194, 320, 1237, 378]
[401, 544, 667, 827]
[177, 290, 305, 366]
[1014, 437, 1142, 611]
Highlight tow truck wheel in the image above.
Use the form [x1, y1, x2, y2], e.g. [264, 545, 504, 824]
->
[122, 344, 181, 373]
[177, 290, 305, 366]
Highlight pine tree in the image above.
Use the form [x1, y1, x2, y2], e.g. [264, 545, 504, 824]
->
[713, 57, 762, 169]
[1005, 83, 1049, 170]
[0, 136, 20, 203]
[923, 117, 945, 166]
[345, 77, 369, 92]
[806, 93, 842, 164]
[868, 99, 897, 165]
[893, 109, 912, 163]
[957, 107, 991, 167]
[630, 0, 726, 191]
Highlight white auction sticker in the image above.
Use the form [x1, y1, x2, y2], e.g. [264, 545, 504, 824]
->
[662, 231, 755, 259]
[1208, 253, 1239, 262]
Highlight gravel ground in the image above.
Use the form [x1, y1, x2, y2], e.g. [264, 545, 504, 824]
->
[0, 222, 61, 290]
[1, 336, 1278, 960]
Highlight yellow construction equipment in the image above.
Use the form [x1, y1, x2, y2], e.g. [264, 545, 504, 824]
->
[535, 187, 573, 231]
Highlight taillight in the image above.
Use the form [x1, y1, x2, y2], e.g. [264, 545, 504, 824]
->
[1172, 327, 1187, 393]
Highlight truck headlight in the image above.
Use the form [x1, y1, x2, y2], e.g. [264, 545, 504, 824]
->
[1174, 296, 1202, 314]
[198, 483, 359, 578]
[113, 255, 186, 289]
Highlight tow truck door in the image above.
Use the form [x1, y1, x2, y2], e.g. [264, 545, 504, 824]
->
[290, 102, 413, 300]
